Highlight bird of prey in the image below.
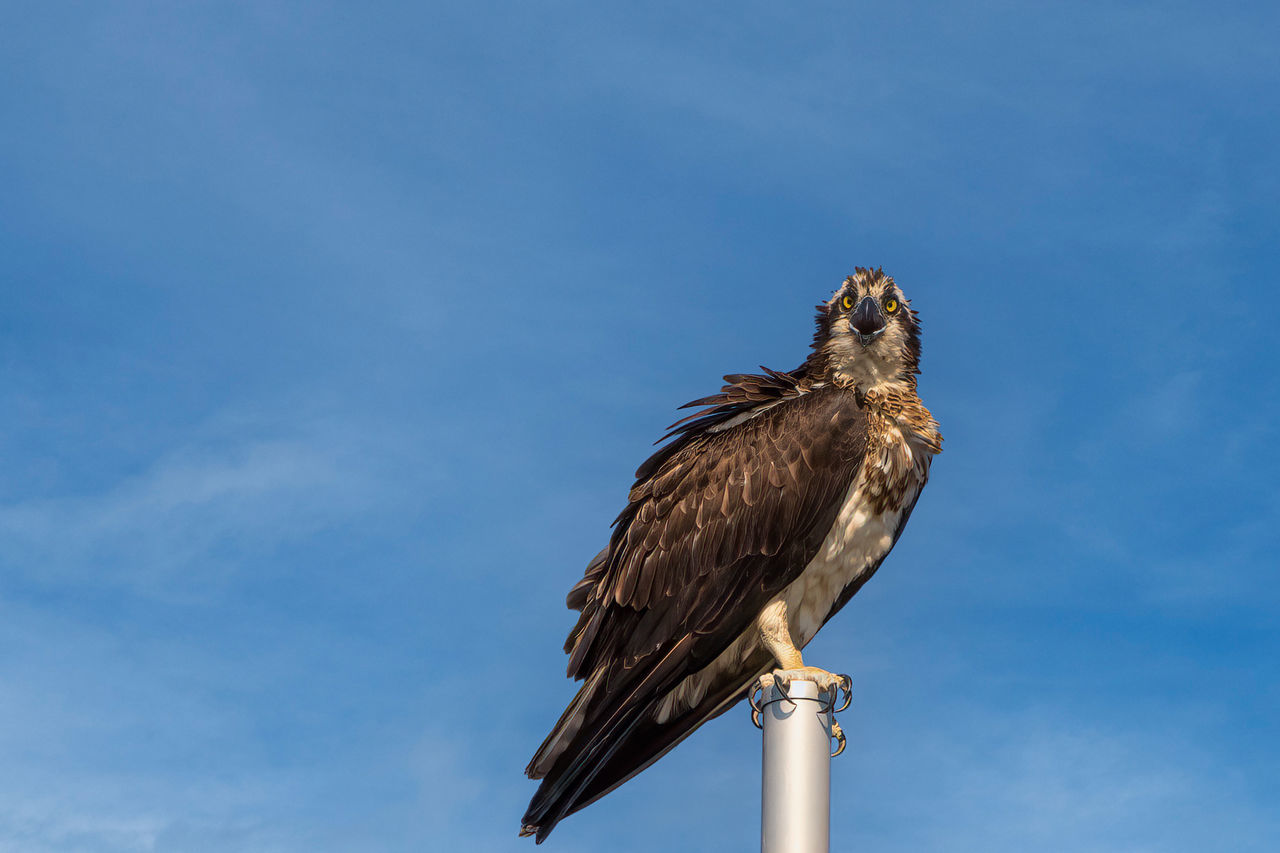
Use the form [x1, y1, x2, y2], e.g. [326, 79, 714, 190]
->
[521, 268, 942, 842]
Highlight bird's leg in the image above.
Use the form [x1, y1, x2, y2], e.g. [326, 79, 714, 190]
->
[754, 599, 851, 699]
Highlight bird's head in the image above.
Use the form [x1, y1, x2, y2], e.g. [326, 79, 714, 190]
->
[811, 268, 922, 391]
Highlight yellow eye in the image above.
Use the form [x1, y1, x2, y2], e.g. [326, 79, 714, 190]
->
[841, 295, 854, 310]
[884, 298, 899, 314]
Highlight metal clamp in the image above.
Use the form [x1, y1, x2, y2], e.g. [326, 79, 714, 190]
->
[747, 672, 853, 757]
[830, 719, 847, 757]
[747, 677, 768, 729]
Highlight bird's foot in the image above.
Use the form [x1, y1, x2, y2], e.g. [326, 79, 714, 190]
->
[747, 667, 854, 755]
[759, 666, 851, 705]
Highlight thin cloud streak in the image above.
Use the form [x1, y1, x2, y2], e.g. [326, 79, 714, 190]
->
[0, 415, 400, 596]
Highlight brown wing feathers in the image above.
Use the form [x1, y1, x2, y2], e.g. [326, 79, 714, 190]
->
[522, 373, 869, 842]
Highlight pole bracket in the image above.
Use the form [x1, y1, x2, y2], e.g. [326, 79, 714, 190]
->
[747, 673, 853, 758]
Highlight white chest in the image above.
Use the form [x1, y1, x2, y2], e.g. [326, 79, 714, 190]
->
[780, 483, 905, 646]
[782, 428, 929, 646]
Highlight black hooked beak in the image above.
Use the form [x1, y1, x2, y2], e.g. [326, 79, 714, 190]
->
[850, 296, 887, 345]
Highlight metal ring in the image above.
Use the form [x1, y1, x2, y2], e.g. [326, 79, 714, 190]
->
[749, 673, 853, 730]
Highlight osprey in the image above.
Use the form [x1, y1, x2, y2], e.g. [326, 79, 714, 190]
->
[521, 269, 942, 842]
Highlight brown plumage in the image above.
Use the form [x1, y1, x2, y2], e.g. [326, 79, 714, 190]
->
[521, 269, 942, 842]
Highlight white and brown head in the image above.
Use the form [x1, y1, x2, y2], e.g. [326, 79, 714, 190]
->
[810, 268, 922, 391]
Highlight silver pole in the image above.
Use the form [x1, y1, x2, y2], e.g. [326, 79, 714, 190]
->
[758, 680, 838, 853]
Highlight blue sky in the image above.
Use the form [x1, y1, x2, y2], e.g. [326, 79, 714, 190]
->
[2, 2, 1277, 850]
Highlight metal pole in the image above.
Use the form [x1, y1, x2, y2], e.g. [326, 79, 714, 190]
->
[756, 679, 843, 853]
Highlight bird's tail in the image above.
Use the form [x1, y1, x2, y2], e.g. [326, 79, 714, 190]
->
[517, 660, 665, 840]
[520, 635, 698, 842]
[524, 668, 606, 781]
[521, 689, 661, 842]
[520, 639, 772, 843]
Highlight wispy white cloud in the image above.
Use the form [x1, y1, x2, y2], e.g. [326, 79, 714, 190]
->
[0, 408, 408, 598]
[841, 703, 1278, 853]
[0, 755, 308, 853]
